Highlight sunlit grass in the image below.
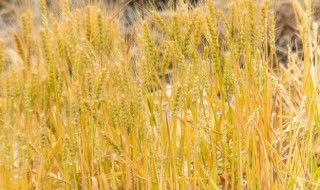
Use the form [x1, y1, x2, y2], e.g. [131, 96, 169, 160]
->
[0, 0, 319, 189]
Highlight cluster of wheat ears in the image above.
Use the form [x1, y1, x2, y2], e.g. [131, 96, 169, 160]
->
[0, 0, 319, 189]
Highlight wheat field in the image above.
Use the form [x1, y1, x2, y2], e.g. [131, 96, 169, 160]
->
[0, 0, 320, 189]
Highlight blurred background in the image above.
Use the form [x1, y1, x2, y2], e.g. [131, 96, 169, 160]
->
[0, 0, 319, 65]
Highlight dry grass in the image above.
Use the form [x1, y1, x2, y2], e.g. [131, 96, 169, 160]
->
[0, 0, 320, 189]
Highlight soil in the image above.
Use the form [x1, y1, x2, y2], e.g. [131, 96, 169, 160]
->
[274, 0, 320, 64]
